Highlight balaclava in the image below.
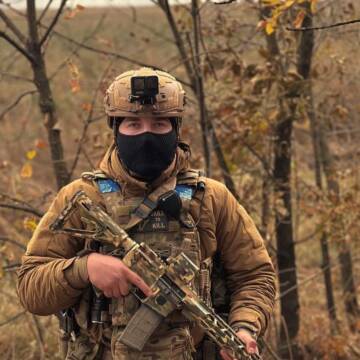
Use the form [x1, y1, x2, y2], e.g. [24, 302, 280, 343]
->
[114, 118, 178, 182]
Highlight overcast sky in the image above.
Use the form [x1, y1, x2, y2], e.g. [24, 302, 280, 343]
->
[8, 0, 193, 8]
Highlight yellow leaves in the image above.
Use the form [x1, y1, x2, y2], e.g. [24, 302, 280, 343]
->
[21, 149, 36, 179]
[65, 4, 85, 20]
[262, 0, 312, 35]
[67, 60, 81, 93]
[266, 21, 275, 35]
[20, 163, 33, 178]
[26, 150, 37, 160]
[310, 0, 318, 13]
[20, 145, 43, 179]
[23, 218, 38, 233]
[257, 120, 269, 133]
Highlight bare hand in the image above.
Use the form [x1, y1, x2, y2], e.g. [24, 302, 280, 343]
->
[87, 253, 152, 298]
[220, 329, 258, 360]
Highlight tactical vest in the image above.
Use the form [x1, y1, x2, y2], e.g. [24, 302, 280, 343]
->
[61, 169, 213, 360]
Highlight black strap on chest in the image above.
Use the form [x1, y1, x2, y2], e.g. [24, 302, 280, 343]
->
[82, 169, 205, 229]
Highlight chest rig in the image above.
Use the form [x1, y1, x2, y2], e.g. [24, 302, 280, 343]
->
[81, 169, 209, 328]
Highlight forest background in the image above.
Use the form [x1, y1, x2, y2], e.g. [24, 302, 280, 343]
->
[0, 0, 360, 359]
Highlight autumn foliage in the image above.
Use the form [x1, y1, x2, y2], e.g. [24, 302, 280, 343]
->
[0, 0, 360, 358]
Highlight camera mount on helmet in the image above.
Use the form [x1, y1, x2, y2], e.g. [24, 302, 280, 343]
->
[129, 76, 159, 105]
[104, 67, 186, 129]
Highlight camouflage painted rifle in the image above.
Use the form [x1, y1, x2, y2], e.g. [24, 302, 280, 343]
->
[51, 190, 261, 360]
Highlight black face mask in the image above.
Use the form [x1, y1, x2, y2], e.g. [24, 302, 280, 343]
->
[116, 130, 178, 182]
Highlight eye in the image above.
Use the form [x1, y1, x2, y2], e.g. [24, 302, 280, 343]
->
[127, 121, 140, 128]
[155, 121, 168, 127]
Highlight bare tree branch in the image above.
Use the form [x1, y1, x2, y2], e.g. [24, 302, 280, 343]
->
[0, 31, 34, 62]
[239, 138, 272, 177]
[0, 236, 26, 251]
[276, 254, 360, 300]
[27, 0, 40, 44]
[198, 13, 218, 81]
[287, 18, 360, 32]
[0, 203, 44, 217]
[52, 30, 154, 68]
[0, 8, 27, 43]
[116, 6, 175, 44]
[261, 339, 282, 360]
[44, 27, 191, 88]
[69, 60, 114, 178]
[39, 0, 67, 46]
[82, 147, 95, 169]
[0, 311, 26, 328]
[0, 71, 33, 83]
[38, 0, 54, 24]
[157, 0, 196, 89]
[0, 89, 37, 121]
[30, 314, 46, 360]
[212, 0, 236, 4]
[49, 13, 107, 79]
[0, 192, 43, 211]
[0, 192, 44, 217]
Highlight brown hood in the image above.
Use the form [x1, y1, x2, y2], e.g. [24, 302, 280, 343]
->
[98, 142, 191, 196]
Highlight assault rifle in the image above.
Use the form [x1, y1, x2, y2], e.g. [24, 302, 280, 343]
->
[51, 190, 261, 360]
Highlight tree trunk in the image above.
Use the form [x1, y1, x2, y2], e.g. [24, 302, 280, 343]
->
[298, 3, 339, 334]
[317, 118, 359, 332]
[29, 47, 69, 189]
[158, 0, 239, 199]
[260, 4, 300, 356]
[259, 12, 300, 360]
[192, 0, 211, 175]
[26, 1, 69, 190]
[273, 109, 300, 358]
[308, 85, 339, 333]
[261, 176, 270, 239]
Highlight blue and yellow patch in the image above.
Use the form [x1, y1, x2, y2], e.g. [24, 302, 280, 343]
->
[175, 185, 194, 200]
[96, 179, 121, 193]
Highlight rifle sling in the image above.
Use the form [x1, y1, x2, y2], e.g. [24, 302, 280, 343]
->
[124, 176, 177, 230]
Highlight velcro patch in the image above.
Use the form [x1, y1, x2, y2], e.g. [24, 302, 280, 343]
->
[136, 210, 169, 232]
[96, 179, 121, 193]
[175, 185, 194, 200]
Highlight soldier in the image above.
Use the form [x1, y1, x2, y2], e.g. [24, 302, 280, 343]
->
[18, 67, 276, 360]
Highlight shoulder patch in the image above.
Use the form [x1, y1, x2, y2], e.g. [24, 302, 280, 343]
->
[175, 185, 194, 200]
[96, 179, 121, 193]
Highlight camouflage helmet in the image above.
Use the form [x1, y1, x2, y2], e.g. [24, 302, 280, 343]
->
[104, 67, 186, 128]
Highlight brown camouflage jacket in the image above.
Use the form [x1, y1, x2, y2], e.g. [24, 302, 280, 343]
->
[17, 143, 276, 338]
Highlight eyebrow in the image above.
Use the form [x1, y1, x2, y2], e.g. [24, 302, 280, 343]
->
[124, 118, 169, 122]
